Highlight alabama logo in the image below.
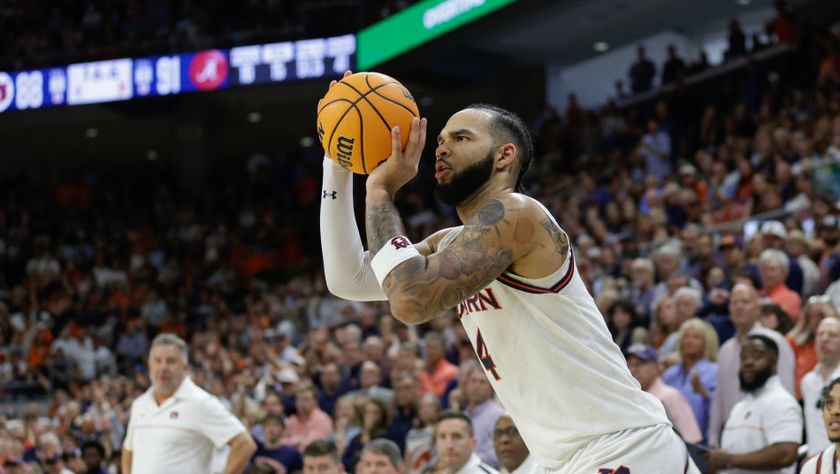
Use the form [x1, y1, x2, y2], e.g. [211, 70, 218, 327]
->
[0, 72, 14, 112]
[188, 50, 228, 91]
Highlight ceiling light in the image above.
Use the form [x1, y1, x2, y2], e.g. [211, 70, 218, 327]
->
[594, 42, 609, 53]
[736, 0, 750, 5]
[300, 136, 315, 147]
[247, 112, 261, 123]
[146, 150, 159, 161]
[85, 128, 98, 138]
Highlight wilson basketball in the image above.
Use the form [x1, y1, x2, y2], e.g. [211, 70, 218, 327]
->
[317, 72, 420, 175]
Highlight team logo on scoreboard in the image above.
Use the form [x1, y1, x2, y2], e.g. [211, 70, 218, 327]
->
[188, 50, 228, 91]
[0, 72, 14, 112]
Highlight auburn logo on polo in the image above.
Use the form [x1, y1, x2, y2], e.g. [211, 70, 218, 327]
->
[169, 411, 179, 420]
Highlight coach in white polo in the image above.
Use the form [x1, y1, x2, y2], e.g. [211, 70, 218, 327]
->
[121, 333, 257, 474]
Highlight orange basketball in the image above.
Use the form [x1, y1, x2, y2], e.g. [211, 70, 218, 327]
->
[317, 72, 420, 175]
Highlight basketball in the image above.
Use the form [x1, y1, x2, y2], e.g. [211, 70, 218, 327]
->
[317, 72, 420, 175]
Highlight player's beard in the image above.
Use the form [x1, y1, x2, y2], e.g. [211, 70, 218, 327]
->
[738, 365, 774, 393]
[435, 150, 494, 206]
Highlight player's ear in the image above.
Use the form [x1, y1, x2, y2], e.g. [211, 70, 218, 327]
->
[496, 143, 517, 169]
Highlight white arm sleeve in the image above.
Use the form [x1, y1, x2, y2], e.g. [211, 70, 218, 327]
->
[320, 156, 388, 301]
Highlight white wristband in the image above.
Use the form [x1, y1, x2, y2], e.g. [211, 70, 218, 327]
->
[371, 235, 421, 286]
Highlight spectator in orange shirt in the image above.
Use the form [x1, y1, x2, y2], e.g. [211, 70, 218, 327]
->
[419, 332, 458, 398]
[760, 249, 801, 320]
[786, 297, 839, 400]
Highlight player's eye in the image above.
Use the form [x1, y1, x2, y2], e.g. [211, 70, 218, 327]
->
[456, 135, 468, 142]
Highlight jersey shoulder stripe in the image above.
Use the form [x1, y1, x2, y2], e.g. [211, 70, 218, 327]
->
[496, 249, 575, 294]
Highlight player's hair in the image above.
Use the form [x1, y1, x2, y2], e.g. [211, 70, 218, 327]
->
[434, 410, 474, 436]
[80, 440, 105, 459]
[464, 103, 533, 193]
[818, 377, 840, 409]
[745, 334, 779, 356]
[361, 439, 403, 468]
[150, 333, 189, 363]
[303, 440, 340, 463]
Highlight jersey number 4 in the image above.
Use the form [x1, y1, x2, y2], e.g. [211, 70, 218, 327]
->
[476, 328, 501, 381]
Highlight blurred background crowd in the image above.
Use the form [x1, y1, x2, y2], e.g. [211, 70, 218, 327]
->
[2, 0, 840, 473]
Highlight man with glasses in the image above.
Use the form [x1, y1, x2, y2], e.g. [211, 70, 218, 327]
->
[493, 415, 537, 474]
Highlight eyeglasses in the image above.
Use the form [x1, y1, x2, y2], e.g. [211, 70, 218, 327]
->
[493, 426, 520, 440]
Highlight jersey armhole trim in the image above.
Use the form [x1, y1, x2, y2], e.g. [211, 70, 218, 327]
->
[496, 248, 575, 294]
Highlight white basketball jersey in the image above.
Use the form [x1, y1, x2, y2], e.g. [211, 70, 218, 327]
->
[443, 199, 669, 469]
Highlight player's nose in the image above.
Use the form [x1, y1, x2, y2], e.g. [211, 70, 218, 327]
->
[435, 143, 450, 158]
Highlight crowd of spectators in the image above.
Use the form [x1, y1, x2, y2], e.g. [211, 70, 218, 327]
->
[0, 0, 417, 71]
[1, 3, 840, 474]
[620, 1, 799, 97]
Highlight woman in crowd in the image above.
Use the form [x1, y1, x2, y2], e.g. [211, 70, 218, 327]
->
[340, 397, 392, 472]
[607, 300, 649, 353]
[662, 318, 719, 443]
[786, 296, 839, 400]
[649, 296, 678, 349]
[405, 393, 441, 474]
[331, 395, 361, 457]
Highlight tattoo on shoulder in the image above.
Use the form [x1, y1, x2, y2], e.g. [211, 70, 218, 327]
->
[540, 218, 569, 260]
[381, 198, 516, 322]
[478, 200, 505, 226]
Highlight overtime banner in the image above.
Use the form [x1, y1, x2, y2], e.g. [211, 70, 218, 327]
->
[0, 34, 356, 113]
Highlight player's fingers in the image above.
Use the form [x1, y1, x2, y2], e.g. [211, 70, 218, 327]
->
[391, 125, 402, 159]
[343, 70, 353, 78]
[417, 118, 428, 152]
[405, 117, 421, 155]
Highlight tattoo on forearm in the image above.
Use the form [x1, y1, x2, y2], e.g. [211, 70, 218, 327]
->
[540, 218, 569, 260]
[366, 201, 407, 255]
[382, 199, 515, 323]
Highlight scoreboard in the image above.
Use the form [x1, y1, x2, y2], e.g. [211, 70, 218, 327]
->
[0, 34, 356, 113]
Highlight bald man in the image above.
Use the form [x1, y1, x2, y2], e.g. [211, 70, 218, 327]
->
[707, 283, 795, 446]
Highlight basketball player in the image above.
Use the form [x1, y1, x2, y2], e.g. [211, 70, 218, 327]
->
[319, 72, 699, 473]
[801, 377, 840, 473]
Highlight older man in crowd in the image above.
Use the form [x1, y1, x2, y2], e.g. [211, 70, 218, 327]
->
[121, 334, 256, 474]
[708, 283, 796, 446]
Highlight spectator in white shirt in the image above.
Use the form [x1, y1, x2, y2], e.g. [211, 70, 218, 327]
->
[705, 335, 801, 473]
[121, 333, 256, 474]
[803, 317, 840, 457]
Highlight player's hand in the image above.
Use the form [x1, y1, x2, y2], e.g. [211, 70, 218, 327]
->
[318, 70, 353, 162]
[365, 117, 428, 197]
[318, 70, 352, 112]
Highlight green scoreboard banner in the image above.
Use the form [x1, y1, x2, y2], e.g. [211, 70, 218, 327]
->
[357, 0, 518, 69]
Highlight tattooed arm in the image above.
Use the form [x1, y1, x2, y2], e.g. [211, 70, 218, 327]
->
[365, 190, 534, 325]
